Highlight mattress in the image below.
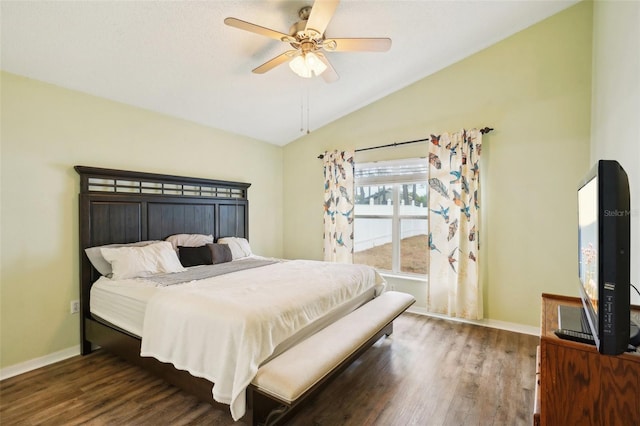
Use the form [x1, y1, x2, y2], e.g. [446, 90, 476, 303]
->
[90, 261, 379, 357]
[90, 276, 375, 355]
[91, 278, 157, 337]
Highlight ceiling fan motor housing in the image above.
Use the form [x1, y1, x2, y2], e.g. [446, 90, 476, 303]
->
[288, 5, 326, 50]
[298, 6, 312, 20]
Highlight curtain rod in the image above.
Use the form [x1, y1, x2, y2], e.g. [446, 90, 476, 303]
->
[317, 127, 494, 159]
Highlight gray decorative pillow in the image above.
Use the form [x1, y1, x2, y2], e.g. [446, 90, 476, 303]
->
[208, 243, 233, 264]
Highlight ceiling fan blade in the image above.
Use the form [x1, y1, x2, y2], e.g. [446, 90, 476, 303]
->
[252, 50, 298, 74]
[325, 38, 392, 52]
[316, 52, 339, 83]
[305, 0, 340, 35]
[224, 17, 295, 43]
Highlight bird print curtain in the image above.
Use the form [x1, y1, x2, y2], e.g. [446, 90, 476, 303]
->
[323, 150, 355, 263]
[427, 129, 482, 319]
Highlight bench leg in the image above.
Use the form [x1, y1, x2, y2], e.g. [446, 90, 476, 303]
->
[384, 322, 394, 336]
[248, 387, 291, 426]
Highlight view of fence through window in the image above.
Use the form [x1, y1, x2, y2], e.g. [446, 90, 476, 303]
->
[352, 159, 428, 275]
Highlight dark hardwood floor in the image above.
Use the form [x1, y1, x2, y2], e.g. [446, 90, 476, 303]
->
[0, 313, 539, 425]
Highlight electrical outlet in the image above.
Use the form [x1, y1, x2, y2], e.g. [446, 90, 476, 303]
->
[70, 300, 80, 314]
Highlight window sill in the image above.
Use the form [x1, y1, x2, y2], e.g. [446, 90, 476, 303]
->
[378, 271, 427, 282]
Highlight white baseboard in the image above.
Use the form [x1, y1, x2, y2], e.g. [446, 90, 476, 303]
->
[407, 306, 541, 336]
[0, 345, 80, 381]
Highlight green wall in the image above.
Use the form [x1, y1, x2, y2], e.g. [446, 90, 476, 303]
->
[282, 1, 593, 327]
[0, 73, 284, 368]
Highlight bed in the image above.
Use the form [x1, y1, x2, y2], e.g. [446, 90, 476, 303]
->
[76, 165, 414, 425]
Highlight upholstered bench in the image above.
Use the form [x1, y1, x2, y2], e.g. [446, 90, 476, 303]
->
[248, 290, 416, 425]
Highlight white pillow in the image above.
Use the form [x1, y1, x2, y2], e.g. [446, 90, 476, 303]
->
[101, 241, 186, 280]
[236, 238, 252, 257]
[217, 237, 252, 260]
[165, 233, 214, 250]
[85, 240, 160, 276]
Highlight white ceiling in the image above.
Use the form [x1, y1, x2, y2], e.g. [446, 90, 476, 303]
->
[1, 0, 578, 146]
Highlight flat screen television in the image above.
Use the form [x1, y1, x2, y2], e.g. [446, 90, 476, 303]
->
[577, 159, 635, 355]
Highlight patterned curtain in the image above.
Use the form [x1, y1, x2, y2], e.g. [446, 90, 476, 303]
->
[427, 129, 482, 319]
[323, 150, 355, 263]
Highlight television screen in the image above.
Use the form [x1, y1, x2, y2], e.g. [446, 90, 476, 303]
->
[578, 176, 598, 316]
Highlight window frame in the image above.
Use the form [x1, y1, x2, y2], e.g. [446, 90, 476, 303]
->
[354, 158, 428, 277]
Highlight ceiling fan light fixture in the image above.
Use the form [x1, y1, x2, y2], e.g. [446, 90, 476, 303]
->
[289, 55, 312, 78]
[289, 52, 327, 78]
[305, 51, 327, 76]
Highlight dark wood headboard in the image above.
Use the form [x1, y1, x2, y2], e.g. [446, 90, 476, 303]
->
[75, 165, 251, 353]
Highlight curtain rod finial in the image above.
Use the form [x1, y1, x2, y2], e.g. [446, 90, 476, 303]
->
[480, 127, 494, 134]
[317, 154, 325, 160]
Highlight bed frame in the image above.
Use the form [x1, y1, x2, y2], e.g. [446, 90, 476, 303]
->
[75, 165, 407, 425]
[76, 165, 249, 404]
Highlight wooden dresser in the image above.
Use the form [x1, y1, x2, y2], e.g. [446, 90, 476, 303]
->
[534, 293, 640, 425]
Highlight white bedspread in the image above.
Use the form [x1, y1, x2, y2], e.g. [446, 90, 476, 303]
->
[139, 259, 385, 420]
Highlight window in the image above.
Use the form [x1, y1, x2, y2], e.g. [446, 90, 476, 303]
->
[353, 158, 428, 275]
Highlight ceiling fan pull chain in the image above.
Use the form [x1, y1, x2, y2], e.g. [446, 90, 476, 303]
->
[307, 88, 311, 134]
[300, 88, 304, 133]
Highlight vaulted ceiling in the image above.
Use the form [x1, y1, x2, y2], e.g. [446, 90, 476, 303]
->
[1, 0, 578, 146]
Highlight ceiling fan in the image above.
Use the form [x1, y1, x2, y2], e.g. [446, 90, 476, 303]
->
[224, 0, 391, 83]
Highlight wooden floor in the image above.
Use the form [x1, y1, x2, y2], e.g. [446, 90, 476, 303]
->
[0, 313, 539, 425]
